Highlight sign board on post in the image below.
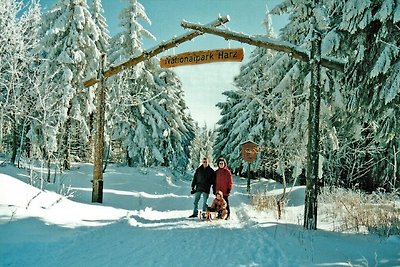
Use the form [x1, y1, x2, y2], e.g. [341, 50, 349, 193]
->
[160, 48, 244, 68]
[241, 140, 258, 163]
[241, 140, 258, 193]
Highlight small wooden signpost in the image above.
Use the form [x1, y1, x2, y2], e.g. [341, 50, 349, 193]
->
[160, 48, 244, 68]
[241, 140, 258, 193]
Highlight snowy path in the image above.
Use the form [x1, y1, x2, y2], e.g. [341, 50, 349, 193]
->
[0, 164, 399, 267]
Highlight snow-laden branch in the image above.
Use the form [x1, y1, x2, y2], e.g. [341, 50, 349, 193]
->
[181, 21, 346, 72]
[378, 39, 400, 50]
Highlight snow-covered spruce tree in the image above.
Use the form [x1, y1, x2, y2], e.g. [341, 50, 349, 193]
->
[32, 0, 101, 170]
[106, 0, 156, 167]
[234, 49, 278, 179]
[214, 8, 316, 181]
[266, 0, 400, 191]
[326, 0, 400, 191]
[188, 124, 215, 170]
[214, 89, 241, 172]
[227, 13, 279, 178]
[106, 0, 195, 170]
[152, 67, 195, 171]
[214, 48, 276, 176]
[0, 0, 19, 154]
[213, 13, 276, 175]
[15, 0, 42, 165]
[301, 0, 371, 189]
[0, 0, 41, 165]
[240, 0, 345, 184]
[119, 59, 196, 170]
[107, 59, 195, 170]
[90, 0, 110, 54]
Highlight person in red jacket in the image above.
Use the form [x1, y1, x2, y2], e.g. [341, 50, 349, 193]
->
[214, 157, 232, 219]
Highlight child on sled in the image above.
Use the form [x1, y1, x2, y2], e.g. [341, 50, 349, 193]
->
[206, 190, 228, 220]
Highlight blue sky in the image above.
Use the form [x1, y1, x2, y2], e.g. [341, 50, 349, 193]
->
[38, 0, 287, 128]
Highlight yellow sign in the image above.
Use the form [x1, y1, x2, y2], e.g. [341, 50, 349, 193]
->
[160, 48, 244, 68]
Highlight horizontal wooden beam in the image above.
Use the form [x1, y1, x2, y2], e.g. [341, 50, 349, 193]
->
[84, 15, 231, 87]
[181, 21, 346, 72]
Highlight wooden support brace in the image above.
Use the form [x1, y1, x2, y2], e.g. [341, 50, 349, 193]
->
[83, 15, 231, 87]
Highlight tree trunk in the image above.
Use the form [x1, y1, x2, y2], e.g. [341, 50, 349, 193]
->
[62, 116, 71, 170]
[47, 157, 51, 183]
[11, 112, 18, 165]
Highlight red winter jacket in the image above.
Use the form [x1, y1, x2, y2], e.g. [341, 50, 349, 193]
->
[215, 166, 233, 197]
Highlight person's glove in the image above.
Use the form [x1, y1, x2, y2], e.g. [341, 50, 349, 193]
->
[190, 188, 196, 194]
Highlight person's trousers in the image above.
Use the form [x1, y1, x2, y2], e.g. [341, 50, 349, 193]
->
[193, 191, 209, 215]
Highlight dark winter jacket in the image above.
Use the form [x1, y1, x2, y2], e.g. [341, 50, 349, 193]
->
[191, 165, 215, 194]
[215, 166, 233, 197]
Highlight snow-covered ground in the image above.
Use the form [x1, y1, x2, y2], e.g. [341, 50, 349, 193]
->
[0, 163, 399, 267]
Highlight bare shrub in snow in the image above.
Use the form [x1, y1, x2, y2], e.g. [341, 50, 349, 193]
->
[319, 187, 400, 236]
[251, 189, 288, 219]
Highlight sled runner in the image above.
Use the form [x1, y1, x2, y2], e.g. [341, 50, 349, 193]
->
[199, 210, 226, 221]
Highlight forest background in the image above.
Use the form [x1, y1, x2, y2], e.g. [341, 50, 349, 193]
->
[1, 0, 400, 195]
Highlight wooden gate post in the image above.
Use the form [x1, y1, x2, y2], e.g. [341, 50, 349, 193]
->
[304, 28, 322, 230]
[92, 54, 106, 203]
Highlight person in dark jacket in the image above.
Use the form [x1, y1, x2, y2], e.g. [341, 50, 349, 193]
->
[214, 157, 233, 219]
[189, 157, 215, 218]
